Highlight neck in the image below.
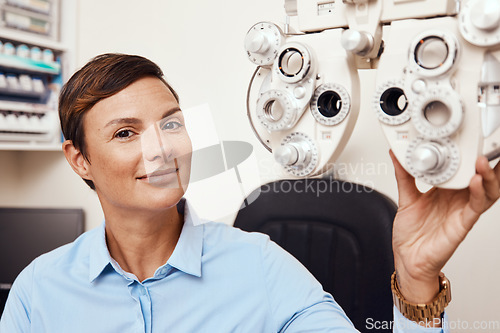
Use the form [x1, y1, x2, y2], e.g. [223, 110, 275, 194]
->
[102, 204, 183, 282]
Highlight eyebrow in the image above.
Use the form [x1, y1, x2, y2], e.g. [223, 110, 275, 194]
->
[104, 107, 182, 128]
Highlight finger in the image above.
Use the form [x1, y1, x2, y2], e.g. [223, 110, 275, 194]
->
[389, 149, 420, 207]
[462, 174, 484, 231]
[476, 156, 500, 202]
[493, 158, 500, 181]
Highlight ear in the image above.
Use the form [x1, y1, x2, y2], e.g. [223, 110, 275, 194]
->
[62, 140, 93, 182]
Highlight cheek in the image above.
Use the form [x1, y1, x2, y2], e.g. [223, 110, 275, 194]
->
[177, 139, 192, 169]
[174, 136, 192, 184]
[90, 144, 143, 186]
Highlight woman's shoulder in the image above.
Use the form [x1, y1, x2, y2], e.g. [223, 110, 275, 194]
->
[26, 225, 101, 275]
[202, 221, 271, 246]
[200, 221, 288, 263]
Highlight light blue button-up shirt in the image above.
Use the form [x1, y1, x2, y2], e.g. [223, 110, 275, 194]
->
[0, 200, 445, 332]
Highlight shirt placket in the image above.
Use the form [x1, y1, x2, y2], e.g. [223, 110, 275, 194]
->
[128, 279, 153, 333]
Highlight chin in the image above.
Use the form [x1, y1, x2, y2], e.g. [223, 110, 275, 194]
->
[144, 187, 186, 211]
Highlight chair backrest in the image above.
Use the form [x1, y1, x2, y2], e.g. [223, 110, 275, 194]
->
[234, 179, 397, 332]
[0, 207, 84, 316]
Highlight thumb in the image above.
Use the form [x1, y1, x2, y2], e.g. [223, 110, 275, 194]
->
[389, 150, 421, 207]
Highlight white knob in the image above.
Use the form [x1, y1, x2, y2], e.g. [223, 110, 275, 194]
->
[411, 79, 427, 94]
[471, 0, 500, 31]
[293, 86, 306, 99]
[275, 139, 312, 168]
[274, 144, 299, 166]
[284, 0, 298, 16]
[341, 29, 374, 56]
[411, 143, 446, 173]
[245, 30, 270, 54]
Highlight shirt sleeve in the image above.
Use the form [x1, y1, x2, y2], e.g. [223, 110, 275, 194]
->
[259, 236, 449, 333]
[0, 262, 34, 333]
[259, 236, 358, 332]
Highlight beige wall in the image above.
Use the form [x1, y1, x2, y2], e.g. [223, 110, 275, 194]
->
[0, 150, 103, 229]
[1, 0, 499, 330]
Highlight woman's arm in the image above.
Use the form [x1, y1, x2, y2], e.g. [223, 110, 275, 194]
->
[0, 262, 34, 333]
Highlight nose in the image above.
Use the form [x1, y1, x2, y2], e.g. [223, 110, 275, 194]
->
[141, 123, 173, 163]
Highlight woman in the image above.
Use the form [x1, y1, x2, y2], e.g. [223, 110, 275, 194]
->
[1, 53, 499, 332]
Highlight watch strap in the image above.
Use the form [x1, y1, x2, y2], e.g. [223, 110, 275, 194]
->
[391, 271, 451, 323]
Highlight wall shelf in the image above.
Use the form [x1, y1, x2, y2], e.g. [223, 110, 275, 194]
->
[0, 54, 60, 75]
[0, 142, 61, 151]
[0, 85, 46, 99]
[0, 29, 67, 51]
[0, 0, 70, 152]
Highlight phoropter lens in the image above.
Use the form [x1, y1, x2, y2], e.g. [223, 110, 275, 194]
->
[278, 48, 303, 77]
[380, 88, 408, 116]
[414, 36, 449, 70]
[264, 100, 284, 122]
[423, 100, 451, 126]
[317, 91, 342, 118]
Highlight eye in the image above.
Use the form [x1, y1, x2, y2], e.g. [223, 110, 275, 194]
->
[114, 129, 135, 139]
[160, 121, 183, 131]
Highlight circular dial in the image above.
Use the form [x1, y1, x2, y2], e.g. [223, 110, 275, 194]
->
[406, 137, 460, 185]
[373, 80, 411, 125]
[411, 86, 463, 139]
[409, 31, 459, 77]
[245, 22, 285, 66]
[471, 0, 500, 31]
[276, 132, 318, 177]
[310, 83, 351, 126]
[459, 0, 500, 46]
[274, 42, 312, 83]
[256, 90, 299, 131]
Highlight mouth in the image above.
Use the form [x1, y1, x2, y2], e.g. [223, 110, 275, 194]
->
[138, 168, 178, 179]
[137, 167, 180, 187]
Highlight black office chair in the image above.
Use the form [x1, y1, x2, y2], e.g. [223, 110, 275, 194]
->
[234, 178, 397, 332]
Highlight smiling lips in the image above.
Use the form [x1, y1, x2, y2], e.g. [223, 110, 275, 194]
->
[147, 168, 178, 179]
[137, 167, 179, 185]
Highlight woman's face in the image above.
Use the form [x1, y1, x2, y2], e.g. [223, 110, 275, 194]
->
[82, 77, 192, 213]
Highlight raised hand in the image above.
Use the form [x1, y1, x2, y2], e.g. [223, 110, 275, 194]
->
[390, 150, 500, 304]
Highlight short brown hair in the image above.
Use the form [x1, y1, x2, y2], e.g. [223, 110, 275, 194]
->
[59, 53, 179, 190]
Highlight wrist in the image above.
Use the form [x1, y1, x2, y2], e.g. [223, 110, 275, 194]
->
[391, 271, 451, 326]
[395, 267, 440, 304]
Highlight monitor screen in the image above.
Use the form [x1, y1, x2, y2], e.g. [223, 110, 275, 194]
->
[0, 207, 84, 314]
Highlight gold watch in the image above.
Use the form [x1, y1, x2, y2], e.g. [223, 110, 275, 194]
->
[391, 271, 451, 323]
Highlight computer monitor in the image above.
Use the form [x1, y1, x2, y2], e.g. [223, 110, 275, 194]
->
[0, 207, 84, 315]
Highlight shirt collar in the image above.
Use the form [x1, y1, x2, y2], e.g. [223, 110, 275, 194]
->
[88, 198, 205, 283]
[88, 222, 111, 283]
[166, 199, 204, 277]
